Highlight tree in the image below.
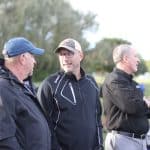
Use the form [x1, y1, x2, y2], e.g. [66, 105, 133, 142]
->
[84, 38, 147, 74]
[136, 57, 148, 75]
[0, 0, 99, 81]
[84, 38, 130, 72]
[145, 60, 150, 72]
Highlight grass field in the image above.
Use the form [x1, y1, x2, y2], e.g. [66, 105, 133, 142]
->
[134, 77, 150, 97]
[93, 73, 150, 97]
[36, 74, 150, 98]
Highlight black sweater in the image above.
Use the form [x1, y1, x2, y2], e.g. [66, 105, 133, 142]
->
[37, 69, 103, 150]
[102, 68, 149, 134]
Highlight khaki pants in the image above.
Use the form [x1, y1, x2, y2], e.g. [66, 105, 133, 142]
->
[105, 132, 147, 150]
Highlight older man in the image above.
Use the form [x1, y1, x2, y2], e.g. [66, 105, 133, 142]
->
[101, 44, 150, 150]
[0, 37, 51, 150]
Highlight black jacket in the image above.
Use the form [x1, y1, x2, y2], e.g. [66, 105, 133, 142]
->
[37, 69, 103, 150]
[0, 59, 51, 150]
[101, 68, 149, 134]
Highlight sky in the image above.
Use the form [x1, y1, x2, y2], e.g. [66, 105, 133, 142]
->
[68, 0, 150, 60]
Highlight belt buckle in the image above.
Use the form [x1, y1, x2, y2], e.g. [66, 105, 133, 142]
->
[132, 133, 135, 138]
[140, 134, 145, 139]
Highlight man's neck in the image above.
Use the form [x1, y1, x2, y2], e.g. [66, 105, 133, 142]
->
[116, 63, 132, 75]
[5, 62, 24, 83]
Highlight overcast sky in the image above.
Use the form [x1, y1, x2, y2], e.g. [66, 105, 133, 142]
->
[68, 0, 150, 60]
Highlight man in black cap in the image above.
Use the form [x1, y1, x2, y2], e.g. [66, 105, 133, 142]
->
[0, 37, 51, 150]
[37, 38, 103, 150]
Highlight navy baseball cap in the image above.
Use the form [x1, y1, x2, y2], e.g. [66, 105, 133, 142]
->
[2, 37, 45, 57]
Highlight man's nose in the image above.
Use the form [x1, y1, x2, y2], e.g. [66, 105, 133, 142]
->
[33, 58, 37, 65]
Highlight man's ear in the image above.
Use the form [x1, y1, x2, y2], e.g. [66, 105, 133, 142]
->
[122, 54, 128, 63]
[18, 53, 26, 65]
[79, 52, 84, 62]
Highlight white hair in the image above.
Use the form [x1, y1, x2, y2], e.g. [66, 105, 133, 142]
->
[113, 44, 132, 64]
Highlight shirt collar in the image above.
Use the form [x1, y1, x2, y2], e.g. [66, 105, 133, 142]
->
[114, 68, 133, 81]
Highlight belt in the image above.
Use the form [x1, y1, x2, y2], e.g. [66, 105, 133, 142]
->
[112, 130, 146, 139]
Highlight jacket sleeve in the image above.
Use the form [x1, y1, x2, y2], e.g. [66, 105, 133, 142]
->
[0, 137, 22, 150]
[109, 79, 148, 115]
[146, 110, 150, 118]
[37, 79, 61, 150]
[0, 96, 22, 149]
[95, 93, 104, 150]
[89, 76, 103, 150]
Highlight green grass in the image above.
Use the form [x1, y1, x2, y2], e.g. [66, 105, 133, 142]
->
[93, 73, 150, 97]
[135, 77, 150, 97]
[143, 83, 150, 97]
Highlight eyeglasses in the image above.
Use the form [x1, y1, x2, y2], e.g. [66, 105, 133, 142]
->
[58, 51, 75, 58]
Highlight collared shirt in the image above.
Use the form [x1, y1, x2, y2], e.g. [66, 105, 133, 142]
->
[101, 68, 149, 134]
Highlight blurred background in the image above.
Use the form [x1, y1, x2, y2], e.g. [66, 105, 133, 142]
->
[0, 0, 150, 96]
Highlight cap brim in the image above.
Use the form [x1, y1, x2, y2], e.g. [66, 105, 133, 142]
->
[30, 48, 45, 55]
[55, 46, 75, 53]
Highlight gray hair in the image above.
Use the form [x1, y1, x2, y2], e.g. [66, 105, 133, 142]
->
[113, 44, 132, 64]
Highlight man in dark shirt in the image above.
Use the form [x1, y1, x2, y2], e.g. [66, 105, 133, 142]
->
[37, 38, 103, 150]
[0, 37, 51, 149]
[101, 44, 150, 150]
